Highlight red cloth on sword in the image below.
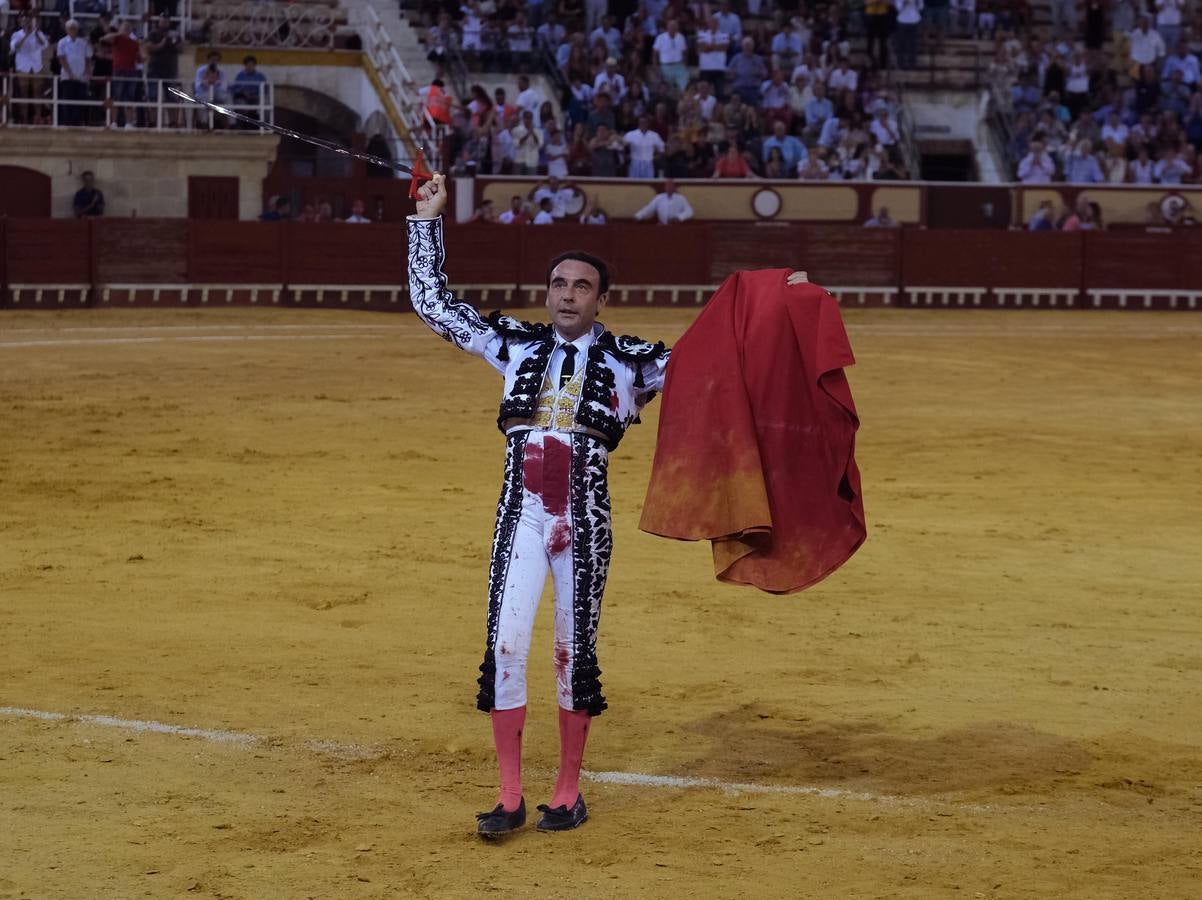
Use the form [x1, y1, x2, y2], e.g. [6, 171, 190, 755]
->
[408, 150, 434, 200]
[639, 270, 866, 594]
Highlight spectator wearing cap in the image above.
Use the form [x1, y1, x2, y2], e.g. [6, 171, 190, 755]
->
[697, 14, 731, 97]
[1018, 139, 1056, 183]
[1129, 16, 1166, 68]
[634, 178, 694, 223]
[594, 58, 626, 101]
[728, 37, 769, 105]
[56, 19, 91, 127]
[653, 19, 689, 93]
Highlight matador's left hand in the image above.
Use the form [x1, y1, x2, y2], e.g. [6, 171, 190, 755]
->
[786, 270, 809, 285]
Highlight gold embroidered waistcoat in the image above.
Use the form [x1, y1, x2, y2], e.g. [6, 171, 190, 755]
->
[531, 368, 585, 430]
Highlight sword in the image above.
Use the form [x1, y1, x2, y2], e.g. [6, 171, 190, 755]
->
[167, 86, 420, 176]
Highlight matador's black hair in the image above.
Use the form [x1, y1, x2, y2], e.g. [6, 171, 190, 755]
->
[546, 251, 612, 296]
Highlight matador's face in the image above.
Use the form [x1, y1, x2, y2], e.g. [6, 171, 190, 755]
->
[546, 259, 607, 341]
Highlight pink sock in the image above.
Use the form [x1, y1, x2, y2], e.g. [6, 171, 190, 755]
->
[490, 706, 526, 812]
[550, 707, 591, 809]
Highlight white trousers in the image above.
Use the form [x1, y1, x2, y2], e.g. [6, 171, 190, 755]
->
[477, 430, 611, 715]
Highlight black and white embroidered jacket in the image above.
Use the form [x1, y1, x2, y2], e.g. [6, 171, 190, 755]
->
[407, 215, 670, 450]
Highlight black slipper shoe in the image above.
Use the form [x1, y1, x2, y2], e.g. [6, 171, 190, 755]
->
[535, 794, 588, 831]
[476, 798, 526, 837]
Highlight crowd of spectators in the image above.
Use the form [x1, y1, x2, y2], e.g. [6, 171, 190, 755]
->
[3, 6, 268, 128]
[260, 194, 386, 222]
[994, 5, 1202, 186]
[426, 0, 914, 180]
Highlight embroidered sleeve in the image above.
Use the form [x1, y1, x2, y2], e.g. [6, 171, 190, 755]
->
[636, 348, 670, 398]
[406, 215, 506, 372]
[605, 333, 671, 400]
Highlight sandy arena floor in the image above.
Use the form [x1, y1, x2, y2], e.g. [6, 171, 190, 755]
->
[1, 306, 1200, 899]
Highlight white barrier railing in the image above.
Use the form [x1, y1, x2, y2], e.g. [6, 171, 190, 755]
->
[65, 0, 193, 35]
[0, 73, 273, 131]
[193, 0, 342, 49]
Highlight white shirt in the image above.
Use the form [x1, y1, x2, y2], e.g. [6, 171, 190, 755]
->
[696, 29, 729, 71]
[1066, 62, 1089, 93]
[10, 27, 49, 74]
[534, 185, 574, 217]
[57, 34, 92, 81]
[589, 25, 621, 55]
[870, 117, 899, 146]
[635, 191, 694, 224]
[1129, 158, 1155, 183]
[511, 124, 543, 167]
[507, 23, 533, 52]
[344, 214, 372, 223]
[1018, 151, 1055, 183]
[698, 94, 717, 120]
[545, 138, 569, 177]
[1129, 27, 1166, 65]
[828, 67, 858, 92]
[533, 209, 555, 224]
[516, 85, 546, 126]
[499, 208, 524, 223]
[550, 331, 594, 394]
[1155, 0, 1182, 26]
[623, 127, 665, 162]
[593, 70, 626, 100]
[1101, 122, 1129, 144]
[653, 31, 687, 65]
[897, 0, 923, 25]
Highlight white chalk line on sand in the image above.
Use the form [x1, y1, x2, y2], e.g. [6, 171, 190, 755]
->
[0, 705, 995, 812]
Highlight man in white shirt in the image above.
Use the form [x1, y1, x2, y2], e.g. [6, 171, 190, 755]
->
[696, 79, 718, 120]
[634, 178, 694, 223]
[56, 18, 92, 127]
[343, 198, 372, 223]
[515, 74, 546, 127]
[869, 107, 900, 147]
[1017, 139, 1056, 183]
[10, 13, 49, 125]
[623, 115, 665, 178]
[511, 110, 544, 175]
[696, 14, 731, 96]
[1155, 0, 1183, 48]
[1129, 15, 1166, 67]
[532, 197, 556, 223]
[1100, 112, 1129, 149]
[653, 19, 689, 92]
[827, 59, 858, 95]
[593, 58, 627, 102]
[533, 176, 574, 218]
[716, 0, 743, 43]
[1161, 40, 1200, 85]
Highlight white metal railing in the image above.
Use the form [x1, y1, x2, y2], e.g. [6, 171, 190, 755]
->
[0, 73, 273, 131]
[193, 0, 342, 48]
[355, 3, 440, 168]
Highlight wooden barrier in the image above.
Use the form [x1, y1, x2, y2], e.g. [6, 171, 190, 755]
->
[2, 218, 1202, 311]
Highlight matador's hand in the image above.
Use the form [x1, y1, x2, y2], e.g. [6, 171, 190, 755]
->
[414, 172, 448, 220]
[786, 270, 809, 285]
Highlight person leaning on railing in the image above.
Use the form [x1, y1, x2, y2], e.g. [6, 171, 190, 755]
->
[144, 14, 180, 127]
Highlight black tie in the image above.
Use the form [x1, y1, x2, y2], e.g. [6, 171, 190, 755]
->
[559, 344, 577, 390]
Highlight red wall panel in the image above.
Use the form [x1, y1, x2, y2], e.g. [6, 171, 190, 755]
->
[284, 222, 408, 285]
[189, 221, 284, 283]
[4, 219, 91, 283]
[901, 230, 996, 286]
[801, 226, 900, 286]
[95, 219, 189, 284]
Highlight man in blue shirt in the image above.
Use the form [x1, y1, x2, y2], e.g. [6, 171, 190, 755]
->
[1064, 140, 1104, 183]
[727, 37, 768, 104]
[231, 55, 268, 109]
[803, 81, 834, 142]
[761, 120, 806, 172]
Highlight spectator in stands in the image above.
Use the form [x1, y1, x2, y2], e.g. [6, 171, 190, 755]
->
[1154, 0, 1183, 49]
[803, 81, 834, 142]
[344, 199, 372, 223]
[696, 14, 731, 98]
[490, 119, 515, 174]
[762, 118, 806, 173]
[87, 13, 113, 126]
[713, 141, 754, 177]
[515, 74, 545, 127]
[1027, 200, 1056, 230]
[1154, 145, 1191, 183]
[798, 149, 831, 179]
[770, 18, 807, 74]
[594, 56, 626, 101]
[193, 49, 227, 129]
[864, 206, 899, 227]
[895, 0, 923, 70]
[589, 16, 620, 58]
[1060, 195, 1099, 230]
[1129, 145, 1155, 182]
[493, 86, 517, 123]
[1018, 139, 1056, 183]
[1064, 139, 1104, 182]
[144, 15, 181, 127]
[584, 0, 605, 32]
[545, 123, 569, 177]
[10, 13, 49, 126]
[579, 195, 607, 224]
[716, 0, 743, 43]
[498, 195, 529, 224]
[1129, 16, 1166, 69]
[232, 55, 267, 110]
[624, 114, 664, 178]
[728, 38, 769, 106]
[102, 20, 140, 128]
[72, 171, 104, 217]
[864, 0, 892, 69]
[533, 176, 573, 218]
[589, 123, 623, 175]
[1162, 41, 1199, 86]
[468, 199, 496, 223]
[511, 109, 543, 175]
[653, 19, 688, 93]
[532, 196, 555, 224]
[634, 178, 694, 223]
[56, 19, 91, 127]
[1101, 145, 1128, 182]
[506, 12, 534, 71]
[760, 68, 792, 128]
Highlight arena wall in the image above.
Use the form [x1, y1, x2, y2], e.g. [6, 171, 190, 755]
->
[2, 218, 1201, 312]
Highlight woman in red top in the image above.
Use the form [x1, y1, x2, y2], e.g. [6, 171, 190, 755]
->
[712, 142, 755, 178]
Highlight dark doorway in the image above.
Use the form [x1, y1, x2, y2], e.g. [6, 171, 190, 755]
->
[188, 176, 240, 219]
[0, 166, 52, 217]
[919, 140, 978, 182]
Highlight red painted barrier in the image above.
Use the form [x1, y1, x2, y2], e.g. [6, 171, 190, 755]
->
[2, 219, 1202, 311]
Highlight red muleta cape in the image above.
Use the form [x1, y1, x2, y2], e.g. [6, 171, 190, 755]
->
[639, 270, 866, 594]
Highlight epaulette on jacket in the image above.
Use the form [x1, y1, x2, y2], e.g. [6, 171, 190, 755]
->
[485, 311, 552, 362]
[597, 331, 667, 389]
